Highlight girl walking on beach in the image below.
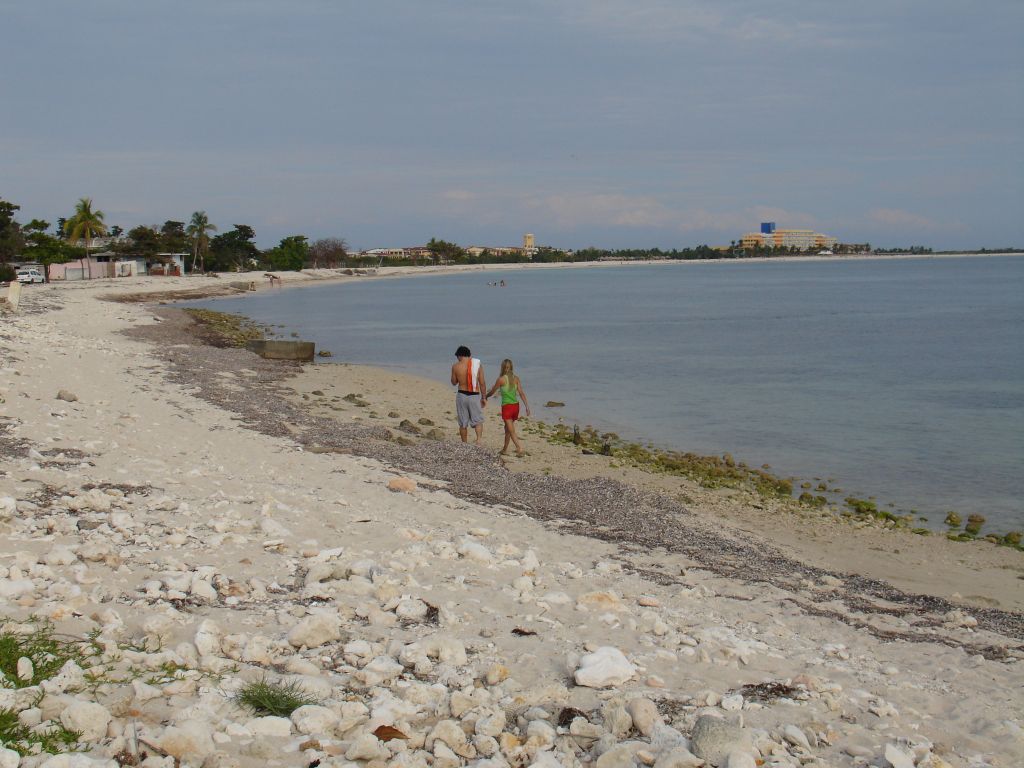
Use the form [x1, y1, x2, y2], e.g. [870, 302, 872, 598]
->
[487, 358, 531, 457]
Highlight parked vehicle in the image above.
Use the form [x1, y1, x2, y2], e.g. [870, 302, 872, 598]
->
[16, 268, 45, 284]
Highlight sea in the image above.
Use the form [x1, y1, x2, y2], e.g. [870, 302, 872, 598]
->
[189, 256, 1024, 532]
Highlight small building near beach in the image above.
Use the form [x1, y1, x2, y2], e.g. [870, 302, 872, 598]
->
[48, 252, 187, 280]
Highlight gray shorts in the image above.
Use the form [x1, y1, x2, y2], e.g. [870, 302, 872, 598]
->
[456, 391, 484, 428]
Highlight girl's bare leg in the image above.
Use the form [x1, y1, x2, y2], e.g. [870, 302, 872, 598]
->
[508, 420, 525, 455]
[500, 422, 512, 455]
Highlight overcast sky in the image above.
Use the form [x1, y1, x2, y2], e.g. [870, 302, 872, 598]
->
[2, 1, 1022, 250]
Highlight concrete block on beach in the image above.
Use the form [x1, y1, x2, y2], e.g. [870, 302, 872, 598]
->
[245, 339, 316, 361]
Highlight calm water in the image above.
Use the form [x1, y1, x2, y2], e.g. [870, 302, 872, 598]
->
[192, 257, 1024, 531]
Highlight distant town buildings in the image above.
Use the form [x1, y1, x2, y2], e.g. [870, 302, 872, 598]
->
[363, 234, 541, 261]
[740, 222, 838, 252]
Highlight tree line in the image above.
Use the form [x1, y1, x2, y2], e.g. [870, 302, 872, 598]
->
[0, 196, 351, 280]
[10, 195, 998, 283]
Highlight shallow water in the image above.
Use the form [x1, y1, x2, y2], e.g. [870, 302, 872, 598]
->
[191, 256, 1024, 531]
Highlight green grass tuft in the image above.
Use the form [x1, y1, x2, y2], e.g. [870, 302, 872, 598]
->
[0, 621, 89, 689]
[0, 707, 82, 756]
[234, 678, 318, 717]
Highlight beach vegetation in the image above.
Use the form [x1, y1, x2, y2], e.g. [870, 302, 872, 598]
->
[0, 620, 91, 689]
[964, 514, 986, 536]
[309, 237, 348, 268]
[160, 220, 189, 252]
[0, 198, 25, 263]
[426, 237, 466, 265]
[844, 496, 878, 516]
[63, 197, 107, 276]
[0, 707, 82, 756]
[234, 678, 319, 717]
[532, 421, 794, 500]
[944, 511, 962, 527]
[265, 235, 310, 271]
[209, 224, 259, 272]
[186, 211, 217, 273]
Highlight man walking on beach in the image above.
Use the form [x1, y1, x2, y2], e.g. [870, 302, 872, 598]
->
[451, 345, 486, 443]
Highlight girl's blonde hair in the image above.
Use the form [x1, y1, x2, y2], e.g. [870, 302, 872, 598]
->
[500, 358, 515, 383]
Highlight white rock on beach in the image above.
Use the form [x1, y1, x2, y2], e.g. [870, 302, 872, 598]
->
[574, 646, 636, 688]
[884, 743, 916, 768]
[0, 497, 17, 521]
[287, 612, 341, 647]
[59, 700, 111, 741]
[689, 715, 746, 767]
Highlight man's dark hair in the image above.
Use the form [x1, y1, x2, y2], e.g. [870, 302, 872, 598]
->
[455, 345, 471, 357]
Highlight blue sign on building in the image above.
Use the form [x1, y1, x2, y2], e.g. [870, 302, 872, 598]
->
[760, 222, 776, 234]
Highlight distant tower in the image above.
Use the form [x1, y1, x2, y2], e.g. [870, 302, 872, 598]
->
[523, 233, 535, 249]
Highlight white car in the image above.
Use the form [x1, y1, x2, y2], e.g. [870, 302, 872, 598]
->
[16, 268, 45, 284]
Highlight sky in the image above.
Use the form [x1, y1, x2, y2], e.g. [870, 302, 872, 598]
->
[2, 1, 1022, 250]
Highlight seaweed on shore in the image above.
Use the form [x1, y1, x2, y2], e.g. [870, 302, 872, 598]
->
[526, 421, 1024, 549]
[528, 422, 794, 500]
[182, 308, 267, 348]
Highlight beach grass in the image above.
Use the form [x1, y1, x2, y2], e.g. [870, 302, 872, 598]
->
[233, 678, 319, 717]
[0, 621, 92, 755]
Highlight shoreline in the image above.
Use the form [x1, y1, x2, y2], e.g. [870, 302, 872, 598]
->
[171, 286, 1024, 613]
[1, 276, 1022, 766]
[182, 258, 1023, 543]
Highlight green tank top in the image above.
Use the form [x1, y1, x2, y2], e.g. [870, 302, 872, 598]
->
[500, 376, 518, 405]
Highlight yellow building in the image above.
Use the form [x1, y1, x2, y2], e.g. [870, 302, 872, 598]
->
[740, 228, 837, 251]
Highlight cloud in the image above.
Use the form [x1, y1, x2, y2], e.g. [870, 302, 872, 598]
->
[553, 0, 856, 47]
[521, 192, 820, 237]
[867, 208, 938, 230]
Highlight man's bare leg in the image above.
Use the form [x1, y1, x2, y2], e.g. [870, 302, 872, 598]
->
[459, 427, 469, 442]
[473, 424, 483, 443]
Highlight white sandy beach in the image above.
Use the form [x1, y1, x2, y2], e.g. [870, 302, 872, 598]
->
[0, 274, 1022, 768]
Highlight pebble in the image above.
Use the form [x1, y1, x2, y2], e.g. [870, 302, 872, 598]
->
[626, 698, 663, 736]
[884, 743, 916, 768]
[387, 476, 417, 494]
[574, 647, 636, 688]
[690, 715, 746, 767]
[287, 612, 342, 647]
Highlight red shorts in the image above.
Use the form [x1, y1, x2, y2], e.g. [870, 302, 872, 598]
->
[501, 403, 520, 421]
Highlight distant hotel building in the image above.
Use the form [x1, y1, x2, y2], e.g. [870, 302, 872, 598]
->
[740, 222, 837, 251]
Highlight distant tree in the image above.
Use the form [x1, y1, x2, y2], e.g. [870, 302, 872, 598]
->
[160, 220, 188, 252]
[265, 235, 309, 271]
[23, 218, 51, 235]
[309, 237, 347, 268]
[24, 229, 84, 277]
[426, 237, 465, 265]
[109, 225, 124, 239]
[63, 198, 107, 278]
[0, 199, 24, 263]
[55, 217, 67, 239]
[209, 224, 259, 271]
[186, 211, 217, 273]
[124, 225, 161, 258]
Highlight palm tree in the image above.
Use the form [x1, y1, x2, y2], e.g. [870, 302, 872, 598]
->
[186, 211, 217, 273]
[63, 198, 107, 279]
